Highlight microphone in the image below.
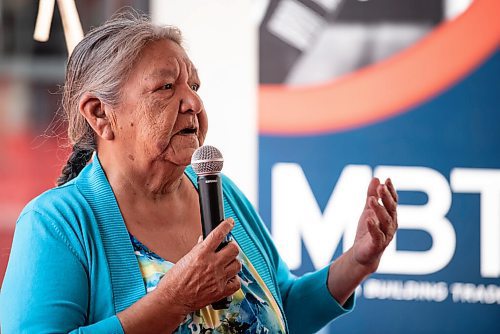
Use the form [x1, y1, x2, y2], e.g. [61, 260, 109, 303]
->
[191, 145, 232, 310]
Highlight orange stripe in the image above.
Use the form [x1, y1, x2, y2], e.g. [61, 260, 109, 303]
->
[259, 0, 500, 135]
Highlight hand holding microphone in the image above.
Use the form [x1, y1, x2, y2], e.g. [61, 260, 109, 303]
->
[156, 218, 241, 315]
[191, 145, 235, 309]
[155, 146, 240, 315]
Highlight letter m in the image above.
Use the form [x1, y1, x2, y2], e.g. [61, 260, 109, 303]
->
[271, 163, 370, 270]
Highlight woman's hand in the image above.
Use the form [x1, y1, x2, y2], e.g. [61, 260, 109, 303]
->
[352, 177, 398, 272]
[327, 178, 398, 306]
[157, 217, 242, 314]
[118, 218, 241, 334]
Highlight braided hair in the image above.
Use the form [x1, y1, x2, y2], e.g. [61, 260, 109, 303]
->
[57, 11, 182, 186]
[57, 144, 95, 186]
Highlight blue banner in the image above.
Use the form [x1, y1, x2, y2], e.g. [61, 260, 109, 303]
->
[259, 51, 500, 333]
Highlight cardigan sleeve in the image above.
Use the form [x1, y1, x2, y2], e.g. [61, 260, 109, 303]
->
[222, 176, 355, 334]
[0, 209, 124, 334]
[274, 256, 355, 333]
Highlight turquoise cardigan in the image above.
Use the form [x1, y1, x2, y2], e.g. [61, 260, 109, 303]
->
[0, 156, 353, 333]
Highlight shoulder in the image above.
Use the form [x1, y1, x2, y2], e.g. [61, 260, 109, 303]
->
[184, 165, 263, 234]
[220, 174, 252, 208]
[20, 180, 88, 225]
[219, 174, 278, 259]
[16, 180, 92, 259]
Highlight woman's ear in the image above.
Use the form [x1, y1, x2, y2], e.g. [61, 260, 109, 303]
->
[79, 92, 115, 141]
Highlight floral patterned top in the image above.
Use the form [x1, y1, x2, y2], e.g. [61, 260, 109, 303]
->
[130, 234, 287, 333]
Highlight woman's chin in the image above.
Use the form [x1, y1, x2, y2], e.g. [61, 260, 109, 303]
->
[162, 138, 200, 166]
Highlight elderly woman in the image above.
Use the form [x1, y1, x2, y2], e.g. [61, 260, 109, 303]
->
[0, 13, 398, 334]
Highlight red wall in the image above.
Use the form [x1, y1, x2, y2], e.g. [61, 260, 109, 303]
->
[0, 134, 66, 285]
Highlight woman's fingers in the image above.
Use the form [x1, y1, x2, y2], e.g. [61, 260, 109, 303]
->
[224, 276, 242, 296]
[218, 241, 240, 265]
[365, 178, 381, 208]
[203, 218, 234, 252]
[378, 183, 397, 219]
[386, 178, 398, 203]
[367, 216, 385, 245]
[225, 258, 242, 280]
[380, 179, 398, 237]
[159, 218, 242, 311]
[369, 196, 393, 237]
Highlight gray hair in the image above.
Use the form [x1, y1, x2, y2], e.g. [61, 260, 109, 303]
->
[57, 11, 182, 186]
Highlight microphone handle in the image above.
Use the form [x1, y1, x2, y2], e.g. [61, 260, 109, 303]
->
[197, 174, 232, 309]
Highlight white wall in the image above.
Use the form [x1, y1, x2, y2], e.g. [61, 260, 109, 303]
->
[151, 0, 260, 205]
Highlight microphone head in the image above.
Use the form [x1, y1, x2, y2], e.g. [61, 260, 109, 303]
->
[191, 145, 224, 175]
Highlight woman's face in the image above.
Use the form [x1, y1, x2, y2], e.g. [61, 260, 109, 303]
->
[113, 39, 208, 169]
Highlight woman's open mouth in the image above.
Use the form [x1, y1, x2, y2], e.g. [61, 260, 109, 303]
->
[178, 126, 197, 135]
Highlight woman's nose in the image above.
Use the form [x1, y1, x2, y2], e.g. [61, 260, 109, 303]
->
[179, 86, 203, 114]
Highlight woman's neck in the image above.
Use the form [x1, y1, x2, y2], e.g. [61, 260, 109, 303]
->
[98, 150, 189, 203]
[102, 153, 200, 232]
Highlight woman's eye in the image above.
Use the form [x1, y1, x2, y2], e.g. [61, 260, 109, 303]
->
[191, 83, 200, 92]
[160, 83, 173, 90]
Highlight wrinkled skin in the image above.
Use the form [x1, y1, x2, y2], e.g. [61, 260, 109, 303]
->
[105, 39, 209, 195]
[158, 218, 242, 313]
[353, 177, 398, 270]
[327, 177, 398, 306]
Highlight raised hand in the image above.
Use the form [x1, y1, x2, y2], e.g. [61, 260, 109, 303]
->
[352, 177, 398, 271]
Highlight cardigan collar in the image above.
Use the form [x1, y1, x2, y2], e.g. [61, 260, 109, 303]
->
[76, 154, 146, 313]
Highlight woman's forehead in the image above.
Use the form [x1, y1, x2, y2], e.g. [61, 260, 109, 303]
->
[147, 62, 198, 80]
[136, 39, 199, 80]
[132, 40, 198, 80]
